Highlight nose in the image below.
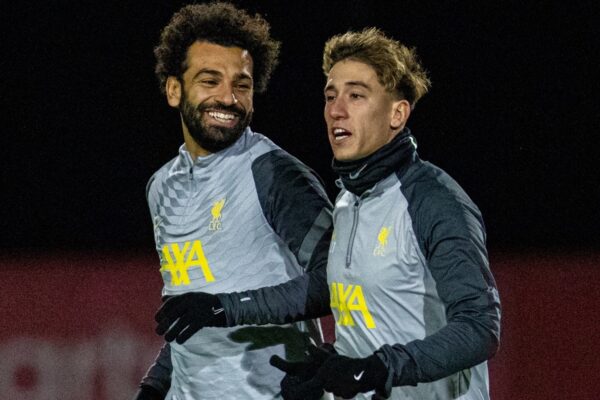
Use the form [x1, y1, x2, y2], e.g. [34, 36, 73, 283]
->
[327, 98, 347, 119]
[216, 82, 238, 105]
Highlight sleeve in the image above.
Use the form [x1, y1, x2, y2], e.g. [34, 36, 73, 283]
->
[139, 342, 172, 395]
[139, 173, 172, 393]
[217, 149, 333, 325]
[375, 170, 501, 393]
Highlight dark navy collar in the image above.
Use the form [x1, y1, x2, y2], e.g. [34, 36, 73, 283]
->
[332, 128, 418, 196]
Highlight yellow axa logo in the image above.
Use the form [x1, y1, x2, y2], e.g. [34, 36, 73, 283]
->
[160, 240, 215, 286]
[209, 198, 226, 231]
[373, 226, 391, 256]
[330, 282, 376, 329]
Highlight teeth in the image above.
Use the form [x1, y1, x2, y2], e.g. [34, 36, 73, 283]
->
[333, 128, 350, 141]
[209, 111, 235, 121]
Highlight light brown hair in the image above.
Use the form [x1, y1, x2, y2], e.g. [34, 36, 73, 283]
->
[323, 27, 431, 106]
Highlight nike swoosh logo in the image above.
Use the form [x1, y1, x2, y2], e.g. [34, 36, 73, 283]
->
[353, 370, 365, 381]
[211, 307, 224, 315]
[348, 163, 368, 179]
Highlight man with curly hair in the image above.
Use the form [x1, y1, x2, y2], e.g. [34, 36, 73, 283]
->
[132, 2, 333, 399]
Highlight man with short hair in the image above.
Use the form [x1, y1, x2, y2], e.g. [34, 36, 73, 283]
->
[132, 3, 333, 399]
[270, 27, 502, 399]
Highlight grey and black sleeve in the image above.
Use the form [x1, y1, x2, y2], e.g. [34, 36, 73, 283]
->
[138, 342, 171, 397]
[218, 149, 333, 325]
[136, 174, 172, 397]
[375, 164, 501, 394]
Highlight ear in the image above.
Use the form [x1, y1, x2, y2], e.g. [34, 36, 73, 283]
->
[166, 76, 182, 108]
[390, 99, 411, 130]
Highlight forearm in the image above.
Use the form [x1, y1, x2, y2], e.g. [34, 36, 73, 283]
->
[219, 213, 333, 326]
[376, 297, 501, 389]
[218, 263, 331, 326]
[139, 342, 171, 395]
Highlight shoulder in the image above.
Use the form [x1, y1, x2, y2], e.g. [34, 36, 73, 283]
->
[398, 160, 484, 235]
[244, 130, 282, 161]
[401, 160, 479, 210]
[244, 132, 329, 209]
[246, 130, 319, 182]
[146, 156, 179, 199]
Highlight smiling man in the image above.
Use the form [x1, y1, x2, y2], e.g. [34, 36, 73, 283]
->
[168, 40, 254, 158]
[132, 3, 333, 400]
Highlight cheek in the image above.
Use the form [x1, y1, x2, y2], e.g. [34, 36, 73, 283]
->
[240, 94, 253, 110]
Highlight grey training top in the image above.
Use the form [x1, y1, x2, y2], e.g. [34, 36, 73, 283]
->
[142, 128, 333, 399]
[221, 130, 501, 399]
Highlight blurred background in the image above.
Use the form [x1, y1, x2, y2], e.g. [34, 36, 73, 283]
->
[1, 1, 598, 399]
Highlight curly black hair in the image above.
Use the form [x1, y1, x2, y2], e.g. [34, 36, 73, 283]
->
[154, 1, 280, 94]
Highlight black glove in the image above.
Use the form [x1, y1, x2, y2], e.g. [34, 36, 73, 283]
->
[155, 292, 227, 344]
[301, 353, 388, 399]
[269, 343, 336, 400]
[131, 385, 165, 400]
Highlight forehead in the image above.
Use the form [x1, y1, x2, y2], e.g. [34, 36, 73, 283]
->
[184, 41, 253, 76]
[325, 59, 381, 90]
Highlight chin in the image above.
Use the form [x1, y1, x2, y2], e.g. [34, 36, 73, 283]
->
[331, 142, 361, 161]
[333, 152, 357, 162]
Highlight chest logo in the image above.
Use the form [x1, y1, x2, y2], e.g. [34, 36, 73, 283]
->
[330, 282, 376, 329]
[160, 240, 215, 286]
[209, 198, 226, 231]
[373, 226, 391, 256]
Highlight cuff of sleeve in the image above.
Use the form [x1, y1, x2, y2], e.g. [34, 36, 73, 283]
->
[367, 353, 392, 398]
[140, 375, 170, 396]
[374, 344, 419, 396]
[215, 292, 237, 327]
[135, 383, 167, 400]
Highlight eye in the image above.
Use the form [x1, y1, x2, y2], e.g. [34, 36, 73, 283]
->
[201, 79, 218, 86]
[350, 93, 363, 99]
[236, 82, 252, 91]
[325, 94, 335, 102]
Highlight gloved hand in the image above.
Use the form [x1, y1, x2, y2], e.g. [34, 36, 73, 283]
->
[155, 292, 227, 344]
[269, 343, 336, 400]
[131, 385, 165, 400]
[296, 353, 388, 399]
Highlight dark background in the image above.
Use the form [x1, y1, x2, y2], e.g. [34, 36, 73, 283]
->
[2, 0, 598, 252]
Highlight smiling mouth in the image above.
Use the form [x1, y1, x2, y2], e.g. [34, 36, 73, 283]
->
[332, 128, 351, 142]
[207, 110, 239, 123]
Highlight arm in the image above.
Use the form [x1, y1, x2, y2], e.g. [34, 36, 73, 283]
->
[138, 174, 172, 397]
[218, 149, 333, 325]
[376, 171, 501, 393]
[133, 342, 171, 399]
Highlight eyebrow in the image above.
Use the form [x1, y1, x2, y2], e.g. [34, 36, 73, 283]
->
[193, 68, 253, 82]
[324, 80, 371, 92]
